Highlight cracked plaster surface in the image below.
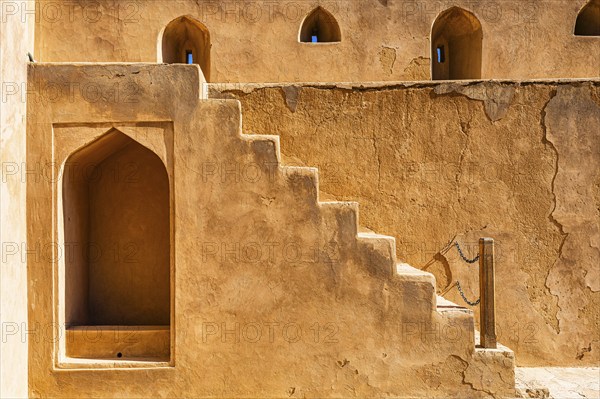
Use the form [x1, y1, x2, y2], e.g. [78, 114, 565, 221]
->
[212, 80, 600, 366]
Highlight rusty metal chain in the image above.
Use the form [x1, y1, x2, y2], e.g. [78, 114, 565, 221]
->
[454, 241, 479, 264]
[456, 281, 480, 306]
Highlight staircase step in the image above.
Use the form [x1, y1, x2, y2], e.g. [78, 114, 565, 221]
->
[281, 166, 319, 202]
[356, 233, 397, 278]
[394, 262, 437, 314]
[396, 262, 436, 285]
[436, 295, 466, 309]
[357, 233, 397, 260]
[319, 201, 359, 238]
[244, 134, 281, 165]
[474, 330, 514, 353]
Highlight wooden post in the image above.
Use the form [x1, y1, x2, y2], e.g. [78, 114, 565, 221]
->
[479, 237, 497, 349]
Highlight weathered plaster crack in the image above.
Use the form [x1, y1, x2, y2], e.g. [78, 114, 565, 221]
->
[541, 88, 564, 335]
[462, 372, 496, 397]
[372, 132, 382, 192]
[312, 121, 323, 137]
[210, 80, 598, 101]
[217, 78, 596, 93]
[452, 101, 471, 204]
[576, 342, 592, 360]
[497, 369, 510, 385]
[403, 57, 428, 73]
[451, 355, 496, 398]
[433, 83, 516, 122]
[383, 191, 403, 205]
[378, 46, 397, 75]
[281, 85, 302, 112]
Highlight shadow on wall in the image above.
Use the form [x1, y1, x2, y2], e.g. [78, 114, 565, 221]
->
[61, 129, 171, 328]
[575, 0, 600, 36]
[160, 15, 211, 81]
[431, 7, 482, 80]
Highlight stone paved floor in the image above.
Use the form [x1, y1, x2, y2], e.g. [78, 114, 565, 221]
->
[516, 367, 600, 398]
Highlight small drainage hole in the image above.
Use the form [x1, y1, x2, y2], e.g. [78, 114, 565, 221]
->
[117, 352, 123, 358]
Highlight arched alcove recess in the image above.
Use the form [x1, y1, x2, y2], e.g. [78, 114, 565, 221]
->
[431, 7, 483, 80]
[575, 0, 600, 36]
[161, 16, 211, 81]
[62, 129, 170, 327]
[299, 7, 341, 43]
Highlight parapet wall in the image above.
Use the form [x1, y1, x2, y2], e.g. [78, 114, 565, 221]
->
[210, 79, 600, 366]
[32, 0, 600, 82]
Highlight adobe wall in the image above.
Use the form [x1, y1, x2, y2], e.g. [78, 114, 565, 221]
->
[27, 63, 515, 398]
[0, 2, 34, 397]
[210, 79, 600, 366]
[33, 0, 599, 82]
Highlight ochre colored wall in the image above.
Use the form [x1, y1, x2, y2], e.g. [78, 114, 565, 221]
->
[26, 63, 516, 398]
[210, 80, 600, 367]
[34, 0, 600, 82]
[0, 1, 34, 397]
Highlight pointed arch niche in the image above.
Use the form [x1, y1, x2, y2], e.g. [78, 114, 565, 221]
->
[299, 6, 341, 43]
[575, 0, 600, 36]
[431, 7, 482, 80]
[160, 16, 211, 81]
[57, 125, 172, 363]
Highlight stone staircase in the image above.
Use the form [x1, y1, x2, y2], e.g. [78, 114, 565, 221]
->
[237, 103, 516, 397]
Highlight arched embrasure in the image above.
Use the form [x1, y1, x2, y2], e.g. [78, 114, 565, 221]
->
[575, 0, 600, 36]
[431, 7, 483, 80]
[299, 7, 342, 43]
[160, 16, 211, 81]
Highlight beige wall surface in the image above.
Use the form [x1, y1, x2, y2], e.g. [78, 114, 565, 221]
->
[0, 2, 33, 397]
[27, 63, 516, 398]
[34, 0, 600, 82]
[211, 79, 600, 367]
